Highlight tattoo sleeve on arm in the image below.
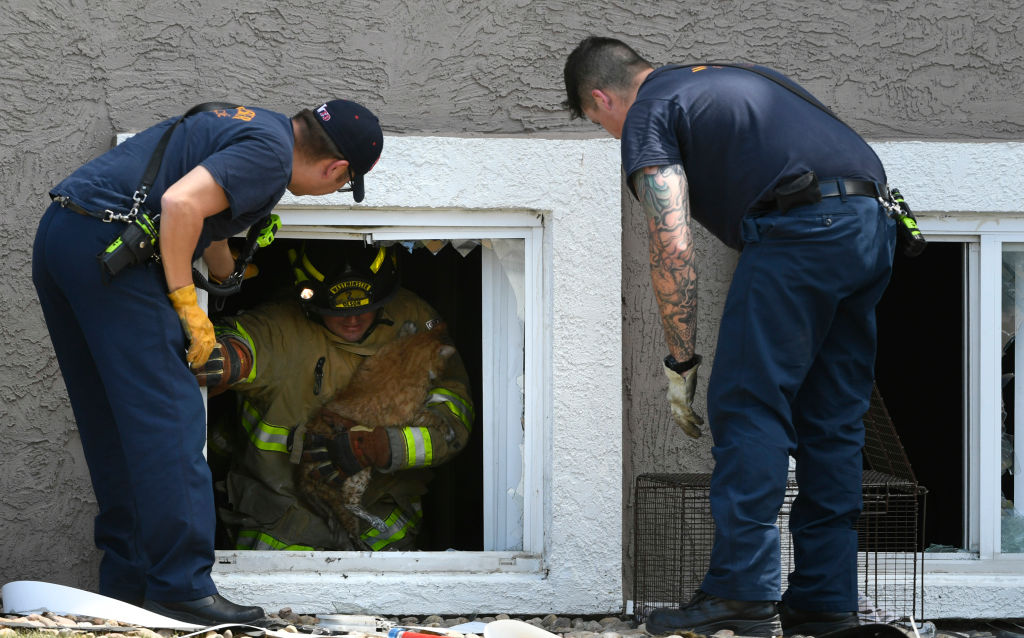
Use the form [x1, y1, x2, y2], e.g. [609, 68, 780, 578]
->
[632, 164, 698, 361]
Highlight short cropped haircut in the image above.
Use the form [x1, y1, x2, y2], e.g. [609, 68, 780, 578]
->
[291, 109, 346, 162]
[563, 36, 653, 119]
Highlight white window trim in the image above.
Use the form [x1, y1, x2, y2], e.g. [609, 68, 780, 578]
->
[141, 132, 1024, 616]
[910, 217, 1024, 562]
[255, 212, 544, 554]
[202, 136, 623, 616]
[876, 139, 1024, 617]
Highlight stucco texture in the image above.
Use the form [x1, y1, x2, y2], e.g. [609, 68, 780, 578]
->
[2, 0, 1023, 606]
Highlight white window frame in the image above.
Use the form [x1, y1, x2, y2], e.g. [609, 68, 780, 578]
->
[246, 210, 545, 554]
[872, 140, 1024, 617]
[198, 136, 624, 616]
[910, 218, 1012, 561]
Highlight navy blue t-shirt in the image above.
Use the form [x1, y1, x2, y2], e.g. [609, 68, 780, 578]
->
[51, 106, 293, 258]
[621, 64, 886, 249]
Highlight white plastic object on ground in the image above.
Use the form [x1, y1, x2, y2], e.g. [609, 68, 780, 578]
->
[484, 619, 560, 638]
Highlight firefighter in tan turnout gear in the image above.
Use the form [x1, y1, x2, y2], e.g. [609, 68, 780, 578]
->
[196, 240, 474, 551]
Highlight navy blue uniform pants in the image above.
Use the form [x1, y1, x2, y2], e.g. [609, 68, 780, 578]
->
[32, 202, 217, 603]
[700, 194, 896, 611]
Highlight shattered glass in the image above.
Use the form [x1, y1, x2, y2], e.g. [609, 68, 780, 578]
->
[999, 246, 1024, 551]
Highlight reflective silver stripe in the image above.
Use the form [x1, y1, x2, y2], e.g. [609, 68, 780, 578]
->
[360, 503, 423, 550]
[402, 426, 432, 468]
[236, 529, 313, 551]
[240, 401, 290, 453]
[427, 388, 474, 430]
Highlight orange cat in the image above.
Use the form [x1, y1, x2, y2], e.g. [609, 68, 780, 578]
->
[298, 323, 455, 546]
[317, 324, 455, 428]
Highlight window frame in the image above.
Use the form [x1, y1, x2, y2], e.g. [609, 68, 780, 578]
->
[193, 134, 624, 616]
[203, 207, 545, 561]
[913, 214, 1024, 564]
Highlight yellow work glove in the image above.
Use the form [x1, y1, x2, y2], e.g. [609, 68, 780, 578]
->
[167, 284, 216, 368]
[664, 358, 704, 438]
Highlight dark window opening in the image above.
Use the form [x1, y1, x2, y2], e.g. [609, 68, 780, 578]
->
[207, 237, 484, 551]
[875, 241, 965, 550]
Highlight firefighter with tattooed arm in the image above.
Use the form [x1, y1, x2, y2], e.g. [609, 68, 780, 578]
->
[563, 37, 900, 637]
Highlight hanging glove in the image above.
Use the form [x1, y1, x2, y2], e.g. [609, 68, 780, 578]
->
[664, 355, 704, 438]
[167, 284, 216, 368]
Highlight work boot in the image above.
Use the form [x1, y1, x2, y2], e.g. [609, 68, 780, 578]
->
[645, 590, 782, 637]
[779, 603, 859, 636]
[143, 593, 265, 626]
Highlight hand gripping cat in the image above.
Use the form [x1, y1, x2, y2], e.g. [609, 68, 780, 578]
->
[297, 322, 456, 546]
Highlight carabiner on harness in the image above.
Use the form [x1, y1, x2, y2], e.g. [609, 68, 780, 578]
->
[880, 187, 926, 258]
[193, 214, 281, 298]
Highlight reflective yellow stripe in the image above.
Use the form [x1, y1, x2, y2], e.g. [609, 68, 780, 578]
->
[240, 401, 290, 453]
[290, 248, 310, 284]
[232, 321, 258, 382]
[428, 388, 474, 430]
[401, 426, 432, 468]
[360, 505, 422, 550]
[369, 246, 386, 273]
[236, 529, 313, 551]
[214, 320, 258, 383]
[302, 252, 325, 281]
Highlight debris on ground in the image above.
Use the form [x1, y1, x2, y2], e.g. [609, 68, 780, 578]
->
[1, 610, 1021, 638]
[0, 610, 649, 638]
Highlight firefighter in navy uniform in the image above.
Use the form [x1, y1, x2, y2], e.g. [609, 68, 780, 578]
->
[563, 38, 899, 637]
[197, 240, 474, 551]
[32, 100, 382, 625]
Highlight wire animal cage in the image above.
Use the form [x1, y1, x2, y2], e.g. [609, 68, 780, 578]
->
[632, 386, 926, 625]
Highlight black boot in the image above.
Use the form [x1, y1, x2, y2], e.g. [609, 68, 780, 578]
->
[779, 603, 859, 636]
[143, 593, 266, 626]
[646, 590, 782, 637]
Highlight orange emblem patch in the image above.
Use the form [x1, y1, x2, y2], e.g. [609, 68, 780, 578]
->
[232, 107, 256, 122]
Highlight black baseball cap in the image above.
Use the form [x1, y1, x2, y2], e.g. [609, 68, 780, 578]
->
[313, 100, 383, 202]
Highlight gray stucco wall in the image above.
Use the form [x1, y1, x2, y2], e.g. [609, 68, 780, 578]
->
[1, 0, 1022, 605]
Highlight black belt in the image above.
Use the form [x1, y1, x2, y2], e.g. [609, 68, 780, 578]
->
[817, 178, 885, 200]
[52, 195, 130, 222]
[52, 195, 90, 215]
[752, 177, 886, 213]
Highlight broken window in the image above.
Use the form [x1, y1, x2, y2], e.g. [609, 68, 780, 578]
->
[203, 214, 544, 558]
[876, 242, 966, 552]
[1000, 244, 1023, 553]
[877, 223, 1024, 560]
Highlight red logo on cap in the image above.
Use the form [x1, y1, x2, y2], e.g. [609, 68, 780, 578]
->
[316, 105, 331, 122]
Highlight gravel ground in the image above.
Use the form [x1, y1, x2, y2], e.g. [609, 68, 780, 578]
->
[1, 610, 1022, 638]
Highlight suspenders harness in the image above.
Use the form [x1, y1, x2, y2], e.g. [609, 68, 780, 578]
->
[56, 102, 281, 290]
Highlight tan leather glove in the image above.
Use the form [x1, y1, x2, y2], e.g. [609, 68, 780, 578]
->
[193, 332, 254, 395]
[315, 410, 393, 469]
[167, 284, 215, 368]
[664, 360, 704, 438]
